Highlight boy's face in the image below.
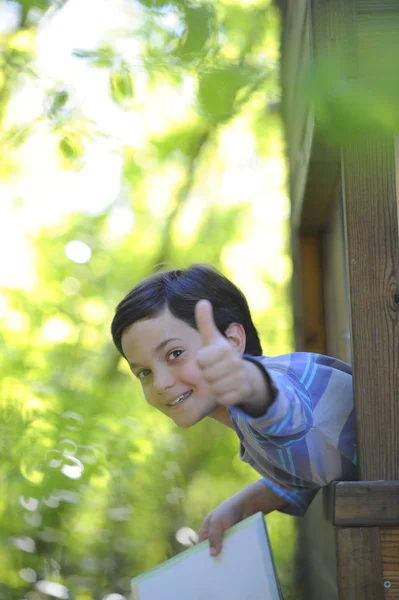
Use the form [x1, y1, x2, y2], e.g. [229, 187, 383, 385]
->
[121, 308, 219, 428]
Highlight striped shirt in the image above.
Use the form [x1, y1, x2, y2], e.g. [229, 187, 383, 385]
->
[227, 353, 357, 516]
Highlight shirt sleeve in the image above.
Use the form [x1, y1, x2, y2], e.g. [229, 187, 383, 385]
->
[228, 353, 356, 516]
[237, 355, 313, 444]
[260, 478, 319, 517]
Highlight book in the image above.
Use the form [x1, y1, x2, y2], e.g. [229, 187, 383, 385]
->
[131, 512, 283, 599]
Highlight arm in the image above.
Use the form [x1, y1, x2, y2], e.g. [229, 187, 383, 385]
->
[238, 359, 275, 417]
[195, 300, 275, 415]
[198, 480, 287, 557]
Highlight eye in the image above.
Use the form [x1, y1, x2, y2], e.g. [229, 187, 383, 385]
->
[136, 369, 151, 380]
[168, 349, 183, 361]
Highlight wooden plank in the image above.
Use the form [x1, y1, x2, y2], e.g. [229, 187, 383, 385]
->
[298, 235, 327, 353]
[356, 12, 399, 79]
[285, 0, 309, 121]
[321, 185, 351, 362]
[328, 481, 399, 526]
[296, 493, 339, 600]
[293, 0, 356, 233]
[396, 138, 399, 234]
[356, 1, 399, 13]
[341, 138, 399, 481]
[381, 528, 399, 599]
[311, 0, 357, 75]
[335, 527, 384, 599]
[284, 0, 314, 219]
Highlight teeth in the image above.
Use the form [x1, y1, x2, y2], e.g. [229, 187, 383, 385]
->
[169, 392, 189, 406]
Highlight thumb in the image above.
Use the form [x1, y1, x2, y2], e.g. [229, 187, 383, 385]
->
[195, 300, 220, 347]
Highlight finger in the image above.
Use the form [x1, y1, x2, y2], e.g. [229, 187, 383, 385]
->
[208, 519, 225, 557]
[198, 515, 210, 542]
[196, 343, 229, 370]
[195, 300, 220, 347]
[197, 352, 240, 381]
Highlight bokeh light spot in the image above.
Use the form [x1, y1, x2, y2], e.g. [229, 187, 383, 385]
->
[65, 240, 92, 263]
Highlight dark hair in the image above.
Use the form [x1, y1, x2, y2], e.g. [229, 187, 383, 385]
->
[111, 264, 262, 357]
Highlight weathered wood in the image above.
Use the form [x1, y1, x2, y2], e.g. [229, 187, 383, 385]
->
[356, 12, 399, 79]
[282, 0, 314, 222]
[356, 1, 399, 13]
[327, 481, 399, 526]
[296, 493, 339, 600]
[381, 528, 399, 599]
[396, 139, 399, 234]
[284, 0, 309, 120]
[289, 0, 357, 233]
[299, 235, 327, 353]
[335, 527, 384, 599]
[341, 138, 399, 481]
[311, 0, 357, 74]
[322, 186, 351, 361]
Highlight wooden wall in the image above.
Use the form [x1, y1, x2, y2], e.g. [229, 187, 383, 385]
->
[292, 178, 347, 600]
[278, 1, 399, 598]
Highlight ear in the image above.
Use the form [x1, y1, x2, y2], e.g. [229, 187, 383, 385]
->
[224, 322, 246, 354]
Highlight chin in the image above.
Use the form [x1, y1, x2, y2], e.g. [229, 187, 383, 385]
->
[172, 412, 206, 429]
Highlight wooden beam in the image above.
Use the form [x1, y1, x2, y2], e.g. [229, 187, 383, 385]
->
[335, 527, 385, 599]
[326, 481, 399, 526]
[342, 138, 399, 481]
[381, 528, 399, 599]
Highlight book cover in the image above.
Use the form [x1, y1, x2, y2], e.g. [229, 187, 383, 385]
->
[131, 512, 283, 599]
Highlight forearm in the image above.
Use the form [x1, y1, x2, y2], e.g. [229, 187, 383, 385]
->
[238, 360, 274, 418]
[238, 480, 288, 517]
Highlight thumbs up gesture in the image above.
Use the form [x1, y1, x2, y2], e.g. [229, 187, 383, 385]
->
[195, 300, 252, 407]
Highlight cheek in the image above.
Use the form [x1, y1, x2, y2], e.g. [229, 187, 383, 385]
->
[141, 383, 156, 406]
[179, 358, 203, 386]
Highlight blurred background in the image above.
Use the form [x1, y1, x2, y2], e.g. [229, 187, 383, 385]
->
[0, 0, 297, 598]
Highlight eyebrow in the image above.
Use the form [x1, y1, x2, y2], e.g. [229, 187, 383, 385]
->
[129, 338, 183, 369]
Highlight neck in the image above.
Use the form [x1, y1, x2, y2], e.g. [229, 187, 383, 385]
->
[208, 406, 233, 428]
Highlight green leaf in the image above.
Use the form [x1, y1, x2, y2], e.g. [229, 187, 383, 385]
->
[308, 59, 399, 143]
[58, 133, 84, 169]
[135, 0, 172, 8]
[179, 4, 214, 61]
[2, 124, 31, 148]
[47, 89, 69, 118]
[109, 64, 134, 106]
[152, 123, 208, 159]
[198, 64, 256, 123]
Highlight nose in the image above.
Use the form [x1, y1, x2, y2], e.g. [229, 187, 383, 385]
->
[153, 366, 175, 394]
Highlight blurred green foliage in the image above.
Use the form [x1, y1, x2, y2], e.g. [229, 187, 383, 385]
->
[0, 1, 298, 599]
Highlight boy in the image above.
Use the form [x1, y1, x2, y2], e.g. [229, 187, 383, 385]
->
[111, 264, 356, 557]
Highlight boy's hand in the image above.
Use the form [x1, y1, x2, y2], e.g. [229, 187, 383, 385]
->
[195, 300, 251, 407]
[198, 493, 246, 557]
[198, 480, 288, 557]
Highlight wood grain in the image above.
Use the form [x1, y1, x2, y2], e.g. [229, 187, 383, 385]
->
[381, 527, 399, 599]
[356, 1, 399, 13]
[299, 235, 327, 353]
[342, 138, 399, 481]
[336, 527, 385, 599]
[328, 481, 399, 526]
[311, 0, 357, 76]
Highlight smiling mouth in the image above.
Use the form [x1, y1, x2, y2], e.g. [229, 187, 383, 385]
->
[168, 391, 192, 407]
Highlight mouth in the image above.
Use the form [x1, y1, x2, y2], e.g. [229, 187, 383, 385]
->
[167, 390, 192, 408]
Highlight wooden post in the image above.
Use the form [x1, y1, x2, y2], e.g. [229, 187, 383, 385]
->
[338, 138, 399, 599]
[312, 0, 399, 596]
[342, 138, 399, 482]
[279, 0, 399, 596]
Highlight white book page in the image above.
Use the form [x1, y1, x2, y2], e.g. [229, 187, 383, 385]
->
[131, 512, 282, 600]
